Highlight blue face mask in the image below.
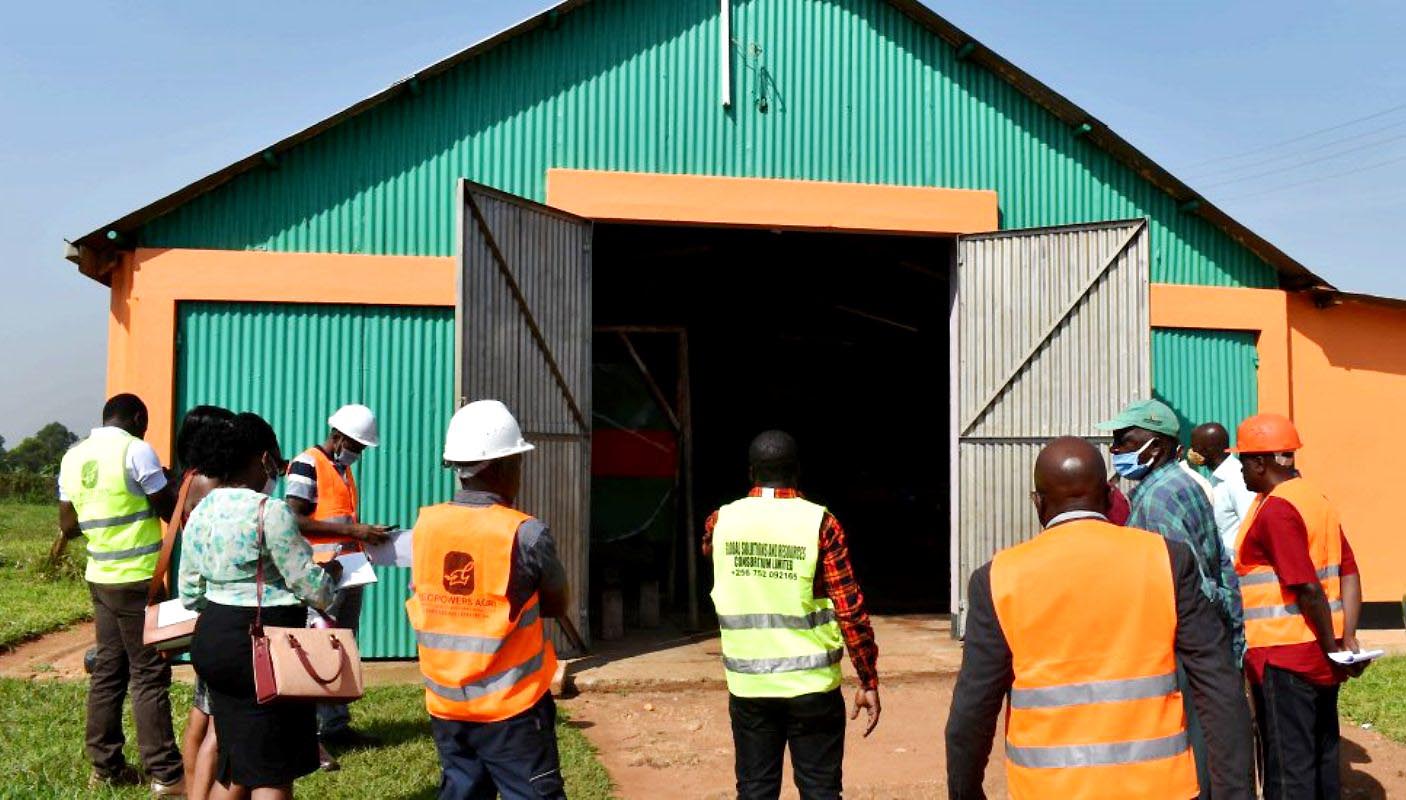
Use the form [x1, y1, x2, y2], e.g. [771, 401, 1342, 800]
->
[1112, 438, 1156, 480]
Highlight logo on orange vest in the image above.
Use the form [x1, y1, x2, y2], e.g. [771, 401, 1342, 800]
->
[443, 552, 476, 595]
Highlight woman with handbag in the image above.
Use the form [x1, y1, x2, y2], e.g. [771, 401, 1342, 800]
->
[179, 413, 341, 799]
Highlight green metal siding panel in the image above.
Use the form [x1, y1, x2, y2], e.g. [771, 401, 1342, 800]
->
[140, 0, 1273, 288]
[1152, 328, 1259, 445]
[176, 301, 454, 658]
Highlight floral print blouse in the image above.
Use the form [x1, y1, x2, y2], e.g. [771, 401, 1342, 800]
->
[179, 487, 334, 610]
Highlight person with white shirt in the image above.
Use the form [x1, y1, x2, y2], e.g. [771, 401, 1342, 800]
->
[1190, 422, 1258, 557]
[53, 393, 184, 795]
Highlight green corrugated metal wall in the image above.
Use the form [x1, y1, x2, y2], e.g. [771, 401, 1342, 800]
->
[176, 301, 454, 658]
[139, 0, 1274, 288]
[1152, 328, 1259, 446]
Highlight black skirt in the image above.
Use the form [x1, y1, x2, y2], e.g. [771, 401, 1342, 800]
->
[190, 602, 319, 787]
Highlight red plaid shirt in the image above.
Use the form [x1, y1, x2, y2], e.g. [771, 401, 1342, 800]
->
[703, 487, 879, 690]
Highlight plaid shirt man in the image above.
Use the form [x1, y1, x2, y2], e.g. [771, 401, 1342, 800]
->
[704, 487, 879, 690]
[1128, 461, 1246, 662]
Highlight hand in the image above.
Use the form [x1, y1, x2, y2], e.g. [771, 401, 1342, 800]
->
[851, 688, 881, 737]
[321, 559, 344, 584]
[47, 533, 69, 567]
[354, 524, 393, 545]
[1338, 635, 1369, 678]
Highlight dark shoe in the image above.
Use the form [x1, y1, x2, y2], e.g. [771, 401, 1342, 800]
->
[320, 728, 381, 748]
[318, 744, 341, 772]
[89, 765, 142, 788]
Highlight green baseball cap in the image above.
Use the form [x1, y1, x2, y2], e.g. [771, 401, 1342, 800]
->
[1096, 399, 1181, 438]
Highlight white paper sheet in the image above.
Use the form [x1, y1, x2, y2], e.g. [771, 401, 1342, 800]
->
[155, 599, 199, 628]
[1328, 649, 1385, 665]
[334, 552, 379, 589]
[365, 528, 414, 568]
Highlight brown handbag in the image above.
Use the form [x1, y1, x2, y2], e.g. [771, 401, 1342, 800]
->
[142, 474, 198, 652]
[249, 499, 364, 705]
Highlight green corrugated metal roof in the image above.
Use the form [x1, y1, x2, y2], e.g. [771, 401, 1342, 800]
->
[69, 0, 1326, 291]
[176, 301, 455, 658]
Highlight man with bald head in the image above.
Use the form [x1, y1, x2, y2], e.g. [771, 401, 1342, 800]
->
[946, 437, 1252, 800]
[1188, 422, 1256, 558]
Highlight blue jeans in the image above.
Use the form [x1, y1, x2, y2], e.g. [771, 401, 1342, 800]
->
[312, 585, 363, 736]
[430, 694, 565, 800]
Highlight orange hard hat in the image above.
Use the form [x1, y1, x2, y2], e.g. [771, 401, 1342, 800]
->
[1228, 413, 1302, 453]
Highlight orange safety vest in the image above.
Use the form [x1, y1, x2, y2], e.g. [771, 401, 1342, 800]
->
[405, 502, 557, 723]
[1234, 477, 1344, 650]
[298, 446, 360, 547]
[990, 518, 1197, 800]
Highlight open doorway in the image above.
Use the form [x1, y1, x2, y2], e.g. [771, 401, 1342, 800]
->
[589, 223, 953, 637]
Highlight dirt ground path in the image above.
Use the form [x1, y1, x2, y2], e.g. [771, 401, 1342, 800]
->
[561, 677, 1406, 800]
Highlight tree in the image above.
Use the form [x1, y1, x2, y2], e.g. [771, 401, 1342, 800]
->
[7, 423, 78, 474]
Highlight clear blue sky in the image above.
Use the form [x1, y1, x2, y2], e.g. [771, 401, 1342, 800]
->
[4, 0, 1406, 445]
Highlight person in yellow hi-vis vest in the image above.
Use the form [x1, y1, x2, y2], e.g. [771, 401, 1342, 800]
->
[407, 400, 569, 799]
[704, 430, 880, 800]
[53, 393, 185, 795]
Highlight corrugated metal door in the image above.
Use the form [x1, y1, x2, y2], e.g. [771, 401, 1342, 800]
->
[457, 180, 592, 654]
[1152, 328, 1259, 447]
[176, 301, 454, 659]
[953, 220, 1150, 633]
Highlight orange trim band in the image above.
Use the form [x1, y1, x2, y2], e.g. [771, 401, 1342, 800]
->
[106, 248, 455, 461]
[1150, 284, 1290, 416]
[546, 168, 1000, 235]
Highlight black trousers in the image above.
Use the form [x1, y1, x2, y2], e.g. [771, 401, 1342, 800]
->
[87, 580, 183, 783]
[729, 689, 845, 800]
[430, 693, 565, 800]
[1252, 665, 1341, 800]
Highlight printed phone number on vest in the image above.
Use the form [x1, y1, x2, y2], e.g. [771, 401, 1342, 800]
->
[725, 540, 806, 580]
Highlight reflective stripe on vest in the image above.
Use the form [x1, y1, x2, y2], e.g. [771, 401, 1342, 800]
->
[416, 604, 542, 654]
[709, 495, 843, 699]
[1234, 478, 1346, 650]
[59, 432, 163, 584]
[1009, 671, 1178, 710]
[1006, 732, 1191, 770]
[406, 502, 557, 723]
[991, 520, 1197, 800]
[299, 447, 360, 546]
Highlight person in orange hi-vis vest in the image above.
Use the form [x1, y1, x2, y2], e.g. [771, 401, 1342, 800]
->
[946, 436, 1253, 800]
[406, 400, 569, 800]
[1230, 413, 1367, 800]
[285, 403, 394, 761]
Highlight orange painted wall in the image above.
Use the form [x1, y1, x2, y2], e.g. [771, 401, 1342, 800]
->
[1287, 294, 1406, 602]
[104, 248, 454, 462]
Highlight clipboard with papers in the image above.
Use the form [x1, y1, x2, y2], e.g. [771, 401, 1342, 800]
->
[364, 528, 414, 568]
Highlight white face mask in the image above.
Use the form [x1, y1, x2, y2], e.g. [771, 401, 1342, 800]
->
[262, 477, 278, 495]
[335, 448, 361, 467]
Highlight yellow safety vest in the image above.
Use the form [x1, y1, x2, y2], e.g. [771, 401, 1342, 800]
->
[59, 431, 163, 584]
[709, 495, 843, 698]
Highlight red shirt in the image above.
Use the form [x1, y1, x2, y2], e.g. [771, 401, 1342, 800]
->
[1238, 495, 1358, 685]
[703, 487, 879, 690]
[1107, 481, 1131, 526]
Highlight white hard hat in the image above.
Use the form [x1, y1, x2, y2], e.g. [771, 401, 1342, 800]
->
[328, 404, 380, 447]
[444, 400, 534, 463]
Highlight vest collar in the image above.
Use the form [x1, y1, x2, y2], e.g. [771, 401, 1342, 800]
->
[1044, 510, 1109, 529]
[453, 488, 507, 508]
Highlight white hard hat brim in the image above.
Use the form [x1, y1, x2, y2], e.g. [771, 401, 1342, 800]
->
[332, 426, 379, 448]
[444, 440, 535, 463]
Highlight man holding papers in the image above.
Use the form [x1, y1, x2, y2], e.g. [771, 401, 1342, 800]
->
[285, 403, 392, 754]
[1231, 414, 1367, 800]
[406, 400, 569, 800]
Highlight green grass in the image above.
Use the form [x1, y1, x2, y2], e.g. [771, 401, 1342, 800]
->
[1341, 655, 1406, 743]
[0, 680, 615, 799]
[0, 502, 92, 649]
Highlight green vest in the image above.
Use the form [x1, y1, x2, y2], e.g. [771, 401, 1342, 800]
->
[710, 494, 843, 698]
[58, 431, 163, 584]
